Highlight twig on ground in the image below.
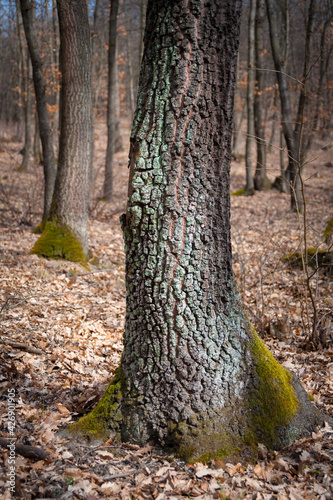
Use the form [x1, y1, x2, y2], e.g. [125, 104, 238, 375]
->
[0, 337, 45, 355]
[0, 437, 50, 461]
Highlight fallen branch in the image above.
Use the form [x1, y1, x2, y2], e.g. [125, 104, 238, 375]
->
[66, 266, 122, 278]
[0, 437, 50, 461]
[101, 469, 138, 480]
[0, 338, 45, 355]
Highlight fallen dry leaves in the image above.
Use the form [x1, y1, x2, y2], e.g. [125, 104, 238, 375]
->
[0, 121, 332, 499]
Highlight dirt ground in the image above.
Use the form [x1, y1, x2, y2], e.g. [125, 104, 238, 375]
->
[0, 120, 332, 499]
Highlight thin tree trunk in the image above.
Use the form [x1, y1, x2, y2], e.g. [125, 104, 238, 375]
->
[294, 0, 317, 161]
[114, 43, 123, 153]
[268, 87, 278, 152]
[33, 108, 40, 161]
[245, 0, 256, 195]
[103, 0, 119, 201]
[16, 0, 31, 170]
[139, 0, 146, 68]
[266, 0, 302, 211]
[19, 0, 56, 223]
[233, 105, 246, 157]
[52, 0, 60, 151]
[89, 0, 100, 202]
[126, 31, 135, 122]
[306, 9, 333, 150]
[15, 0, 24, 141]
[254, 0, 270, 191]
[21, 57, 32, 170]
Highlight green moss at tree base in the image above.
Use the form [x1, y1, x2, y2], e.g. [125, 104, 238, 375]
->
[283, 249, 333, 275]
[323, 217, 333, 243]
[33, 221, 46, 234]
[66, 332, 322, 463]
[31, 220, 87, 264]
[249, 327, 299, 449]
[231, 187, 255, 196]
[69, 368, 124, 440]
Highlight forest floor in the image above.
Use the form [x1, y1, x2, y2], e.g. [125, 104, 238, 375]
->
[0, 120, 332, 499]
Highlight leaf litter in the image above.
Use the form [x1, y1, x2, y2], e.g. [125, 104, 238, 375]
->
[0, 121, 332, 498]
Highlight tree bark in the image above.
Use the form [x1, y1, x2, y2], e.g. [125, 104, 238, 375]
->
[254, 0, 270, 191]
[72, 0, 325, 462]
[19, 0, 56, 222]
[245, 0, 256, 195]
[103, 0, 119, 201]
[32, 0, 92, 260]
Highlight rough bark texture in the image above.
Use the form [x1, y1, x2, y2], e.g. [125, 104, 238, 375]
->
[72, 0, 325, 462]
[103, 0, 119, 201]
[32, 0, 92, 259]
[19, 0, 56, 221]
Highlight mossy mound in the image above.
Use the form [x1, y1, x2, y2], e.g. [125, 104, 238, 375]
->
[283, 249, 333, 275]
[254, 176, 272, 192]
[167, 409, 258, 464]
[323, 217, 333, 244]
[69, 368, 123, 440]
[33, 221, 46, 234]
[249, 329, 299, 448]
[68, 333, 324, 463]
[231, 187, 255, 197]
[31, 220, 87, 263]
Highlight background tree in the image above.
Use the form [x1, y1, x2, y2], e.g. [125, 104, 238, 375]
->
[253, 0, 270, 191]
[72, 0, 323, 462]
[32, 0, 92, 261]
[15, 0, 32, 171]
[103, 0, 119, 201]
[245, 0, 256, 195]
[265, 0, 317, 211]
[20, 0, 56, 222]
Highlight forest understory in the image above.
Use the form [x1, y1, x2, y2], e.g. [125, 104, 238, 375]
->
[0, 121, 332, 499]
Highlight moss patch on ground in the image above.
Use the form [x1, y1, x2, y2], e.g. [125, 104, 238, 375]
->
[323, 217, 333, 244]
[283, 249, 333, 275]
[31, 220, 87, 264]
[231, 187, 255, 197]
[249, 328, 299, 448]
[69, 368, 124, 440]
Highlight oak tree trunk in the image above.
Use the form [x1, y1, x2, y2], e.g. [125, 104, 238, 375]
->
[32, 0, 92, 260]
[19, 0, 56, 221]
[73, 0, 325, 462]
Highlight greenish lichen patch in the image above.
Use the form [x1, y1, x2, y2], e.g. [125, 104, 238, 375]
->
[31, 220, 87, 264]
[69, 368, 124, 439]
[249, 328, 299, 448]
[165, 404, 255, 464]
